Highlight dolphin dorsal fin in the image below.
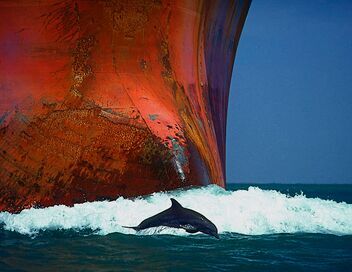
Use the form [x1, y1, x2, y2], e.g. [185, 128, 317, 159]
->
[170, 198, 183, 209]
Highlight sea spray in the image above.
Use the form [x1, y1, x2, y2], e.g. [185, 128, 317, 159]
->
[1, 185, 351, 236]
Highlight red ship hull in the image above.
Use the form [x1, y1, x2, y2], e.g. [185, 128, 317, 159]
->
[0, 0, 251, 212]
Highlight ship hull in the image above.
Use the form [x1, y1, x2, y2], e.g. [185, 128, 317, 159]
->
[0, 0, 251, 212]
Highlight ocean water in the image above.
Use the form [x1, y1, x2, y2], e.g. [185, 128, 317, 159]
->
[0, 184, 351, 271]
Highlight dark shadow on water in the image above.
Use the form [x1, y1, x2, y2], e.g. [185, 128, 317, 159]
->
[1, 229, 351, 272]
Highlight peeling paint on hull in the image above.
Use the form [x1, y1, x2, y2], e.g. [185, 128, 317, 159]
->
[0, 0, 251, 213]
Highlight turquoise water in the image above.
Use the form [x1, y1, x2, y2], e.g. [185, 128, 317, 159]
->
[1, 184, 352, 271]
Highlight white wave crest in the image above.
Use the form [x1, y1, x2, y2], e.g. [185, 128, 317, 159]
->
[0, 185, 351, 236]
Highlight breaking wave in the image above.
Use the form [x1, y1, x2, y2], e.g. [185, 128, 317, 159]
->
[1, 185, 351, 236]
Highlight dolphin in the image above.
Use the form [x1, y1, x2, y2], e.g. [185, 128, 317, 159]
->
[124, 198, 219, 239]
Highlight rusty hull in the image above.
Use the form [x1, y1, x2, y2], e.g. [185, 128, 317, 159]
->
[0, 0, 251, 212]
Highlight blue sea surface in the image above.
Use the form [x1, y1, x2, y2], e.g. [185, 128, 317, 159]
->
[1, 184, 352, 271]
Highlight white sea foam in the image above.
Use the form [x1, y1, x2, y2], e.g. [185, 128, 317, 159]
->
[0, 185, 351, 236]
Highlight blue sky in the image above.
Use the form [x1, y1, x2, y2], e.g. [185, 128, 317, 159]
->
[226, 0, 352, 183]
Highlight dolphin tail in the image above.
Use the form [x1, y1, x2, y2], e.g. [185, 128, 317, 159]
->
[122, 225, 140, 231]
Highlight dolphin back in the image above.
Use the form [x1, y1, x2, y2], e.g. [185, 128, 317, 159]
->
[123, 199, 183, 231]
[122, 198, 219, 239]
[124, 207, 177, 231]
